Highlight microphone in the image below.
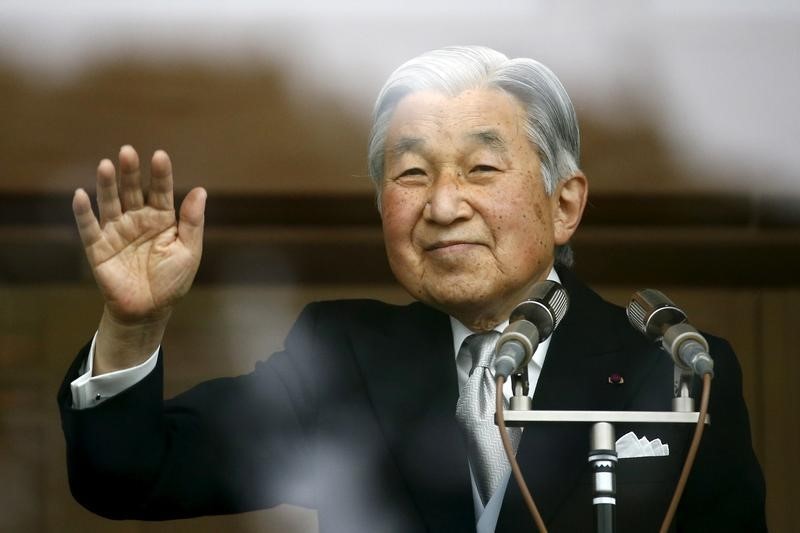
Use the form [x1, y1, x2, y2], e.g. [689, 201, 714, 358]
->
[627, 289, 714, 377]
[493, 280, 569, 379]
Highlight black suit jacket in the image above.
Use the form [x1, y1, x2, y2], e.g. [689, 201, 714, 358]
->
[58, 269, 766, 532]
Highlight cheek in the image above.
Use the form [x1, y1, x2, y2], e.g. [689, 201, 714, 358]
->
[492, 188, 554, 265]
[491, 186, 546, 233]
[381, 188, 423, 252]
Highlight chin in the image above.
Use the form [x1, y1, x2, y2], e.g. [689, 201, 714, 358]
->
[422, 285, 501, 319]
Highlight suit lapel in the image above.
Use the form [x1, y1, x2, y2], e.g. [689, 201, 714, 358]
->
[498, 269, 664, 532]
[353, 302, 475, 531]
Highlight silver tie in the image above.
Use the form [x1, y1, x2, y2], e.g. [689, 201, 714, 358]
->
[455, 331, 522, 505]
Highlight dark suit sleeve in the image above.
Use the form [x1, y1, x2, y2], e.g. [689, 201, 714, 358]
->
[676, 337, 767, 532]
[57, 304, 324, 520]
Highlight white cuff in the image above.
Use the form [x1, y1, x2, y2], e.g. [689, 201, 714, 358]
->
[69, 332, 160, 409]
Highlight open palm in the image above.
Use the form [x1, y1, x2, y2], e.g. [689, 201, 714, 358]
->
[73, 146, 206, 324]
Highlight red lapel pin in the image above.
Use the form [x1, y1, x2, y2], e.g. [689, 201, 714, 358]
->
[608, 373, 624, 385]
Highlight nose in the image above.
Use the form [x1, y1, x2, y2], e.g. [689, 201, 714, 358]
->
[424, 170, 473, 225]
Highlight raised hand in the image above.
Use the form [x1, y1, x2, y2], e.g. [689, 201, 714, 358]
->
[73, 146, 207, 372]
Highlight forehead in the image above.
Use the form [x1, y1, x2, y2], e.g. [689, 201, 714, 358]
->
[386, 88, 528, 146]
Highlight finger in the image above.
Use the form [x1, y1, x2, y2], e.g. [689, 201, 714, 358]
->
[96, 158, 122, 225]
[118, 145, 144, 211]
[147, 149, 175, 211]
[178, 187, 207, 255]
[72, 188, 103, 248]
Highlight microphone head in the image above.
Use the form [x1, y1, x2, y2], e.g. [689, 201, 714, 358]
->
[509, 280, 569, 341]
[627, 289, 688, 340]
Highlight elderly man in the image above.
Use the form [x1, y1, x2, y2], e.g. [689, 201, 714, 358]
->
[59, 46, 766, 532]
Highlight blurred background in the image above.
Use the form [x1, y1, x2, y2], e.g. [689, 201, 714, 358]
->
[0, 0, 798, 531]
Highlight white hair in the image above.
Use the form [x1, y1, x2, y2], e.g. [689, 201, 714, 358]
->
[367, 45, 581, 266]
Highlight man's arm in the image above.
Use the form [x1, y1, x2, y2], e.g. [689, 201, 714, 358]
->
[59, 145, 215, 513]
[57, 304, 321, 520]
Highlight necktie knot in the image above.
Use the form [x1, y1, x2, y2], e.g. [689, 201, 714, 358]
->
[460, 330, 500, 375]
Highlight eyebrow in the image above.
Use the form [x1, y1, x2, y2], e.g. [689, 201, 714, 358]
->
[468, 129, 508, 152]
[387, 136, 424, 158]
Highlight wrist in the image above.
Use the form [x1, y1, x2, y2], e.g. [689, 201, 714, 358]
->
[93, 307, 171, 375]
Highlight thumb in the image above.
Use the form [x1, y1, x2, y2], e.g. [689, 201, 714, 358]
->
[178, 187, 207, 255]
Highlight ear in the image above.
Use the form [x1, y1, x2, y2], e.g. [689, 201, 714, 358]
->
[551, 172, 588, 245]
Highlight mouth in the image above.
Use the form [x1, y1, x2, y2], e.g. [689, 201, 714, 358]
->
[425, 240, 484, 252]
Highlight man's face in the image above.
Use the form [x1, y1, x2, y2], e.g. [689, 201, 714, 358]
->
[380, 88, 563, 330]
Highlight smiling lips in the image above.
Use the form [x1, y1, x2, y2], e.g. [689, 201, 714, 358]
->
[425, 240, 485, 253]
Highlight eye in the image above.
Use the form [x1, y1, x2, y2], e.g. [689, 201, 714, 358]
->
[471, 165, 499, 173]
[397, 167, 426, 178]
[392, 167, 429, 185]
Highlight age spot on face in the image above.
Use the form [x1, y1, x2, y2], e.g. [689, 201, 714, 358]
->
[534, 204, 545, 222]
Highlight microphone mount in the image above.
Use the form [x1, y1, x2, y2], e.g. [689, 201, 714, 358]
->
[627, 289, 714, 378]
[494, 280, 569, 379]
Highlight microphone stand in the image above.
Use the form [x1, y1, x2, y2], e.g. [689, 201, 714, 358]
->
[503, 371, 710, 533]
[510, 370, 532, 410]
[673, 366, 695, 412]
[588, 423, 617, 533]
